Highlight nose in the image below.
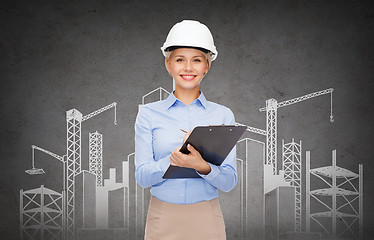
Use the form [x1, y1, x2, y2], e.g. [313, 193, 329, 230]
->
[184, 61, 192, 72]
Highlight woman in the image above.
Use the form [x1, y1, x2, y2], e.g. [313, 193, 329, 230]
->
[135, 20, 237, 240]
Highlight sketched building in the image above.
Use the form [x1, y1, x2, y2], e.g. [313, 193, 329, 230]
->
[265, 186, 296, 239]
[95, 168, 125, 229]
[220, 138, 265, 240]
[306, 150, 363, 240]
[20, 185, 64, 240]
[138, 87, 170, 111]
[128, 153, 136, 240]
[135, 179, 151, 240]
[243, 138, 266, 239]
[75, 170, 96, 229]
[77, 163, 128, 240]
[122, 160, 130, 233]
[128, 152, 151, 240]
[108, 187, 125, 228]
[106, 161, 130, 231]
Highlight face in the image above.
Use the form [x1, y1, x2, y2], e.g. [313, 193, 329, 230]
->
[165, 48, 209, 92]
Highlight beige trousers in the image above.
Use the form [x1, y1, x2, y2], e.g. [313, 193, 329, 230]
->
[144, 196, 226, 240]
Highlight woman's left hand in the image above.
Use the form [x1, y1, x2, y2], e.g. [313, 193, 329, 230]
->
[170, 144, 211, 175]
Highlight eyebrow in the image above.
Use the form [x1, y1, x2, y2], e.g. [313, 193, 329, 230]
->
[173, 55, 204, 58]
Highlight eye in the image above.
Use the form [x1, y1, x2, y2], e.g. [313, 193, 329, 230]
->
[193, 59, 201, 62]
[176, 58, 184, 62]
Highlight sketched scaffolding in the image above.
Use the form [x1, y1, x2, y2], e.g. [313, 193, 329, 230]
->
[89, 131, 103, 187]
[282, 139, 302, 232]
[306, 150, 363, 239]
[20, 185, 65, 240]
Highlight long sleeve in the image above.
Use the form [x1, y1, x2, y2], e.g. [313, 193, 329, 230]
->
[134, 107, 170, 188]
[197, 108, 238, 192]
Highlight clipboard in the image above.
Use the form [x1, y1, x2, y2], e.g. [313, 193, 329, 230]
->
[162, 125, 246, 179]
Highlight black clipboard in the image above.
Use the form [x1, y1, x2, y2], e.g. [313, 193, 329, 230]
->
[162, 125, 246, 179]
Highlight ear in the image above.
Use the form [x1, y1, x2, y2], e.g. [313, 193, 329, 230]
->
[205, 59, 210, 74]
[165, 58, 171, 75]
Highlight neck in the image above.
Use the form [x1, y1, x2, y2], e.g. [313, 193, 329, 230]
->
[174, 88, 200, 106]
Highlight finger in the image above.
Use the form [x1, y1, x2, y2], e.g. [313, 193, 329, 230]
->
[170, 155, 179, 166]
[171, 151, 185, 162]
[187, 144, 197, 154]
[170, 158, 177, 166]
[172, 147, 182, 156]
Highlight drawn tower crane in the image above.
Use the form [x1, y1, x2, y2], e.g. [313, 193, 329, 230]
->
[25, 145, 67, 240]
[65, 102, 117, 240]
[237, 88, 334, 176]
[237, 89, 334, 234]
[26, 102, 117, 240]
[259, 88, 334, 175]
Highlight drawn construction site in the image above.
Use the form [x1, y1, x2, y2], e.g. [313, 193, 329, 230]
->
[20, 86, 363, 240]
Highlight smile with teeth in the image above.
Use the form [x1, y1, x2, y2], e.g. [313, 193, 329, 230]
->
[180, 75, 197, 80]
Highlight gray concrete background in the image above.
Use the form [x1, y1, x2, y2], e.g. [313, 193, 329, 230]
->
[1, 0, 373, 239]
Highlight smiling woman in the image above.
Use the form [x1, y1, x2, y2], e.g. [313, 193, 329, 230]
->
[134, 20, 237, 240]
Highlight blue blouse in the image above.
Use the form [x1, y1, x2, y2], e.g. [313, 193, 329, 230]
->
[134, 91, 237, 204]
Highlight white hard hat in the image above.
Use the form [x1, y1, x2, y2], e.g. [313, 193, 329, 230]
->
[161, 20, 218, 61]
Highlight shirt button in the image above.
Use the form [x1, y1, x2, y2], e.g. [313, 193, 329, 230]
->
[180, 193, 184, 197]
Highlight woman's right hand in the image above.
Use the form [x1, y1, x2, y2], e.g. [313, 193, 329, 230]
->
[170, 144, 211, 174]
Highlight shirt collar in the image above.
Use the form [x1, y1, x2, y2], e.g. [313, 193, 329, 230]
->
[196, 91, 208, 109]
[164, 91, 208, 110]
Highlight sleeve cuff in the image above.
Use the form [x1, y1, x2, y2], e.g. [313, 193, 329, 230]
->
[157, 154, 171, 173]
[197, 162, 220, 181]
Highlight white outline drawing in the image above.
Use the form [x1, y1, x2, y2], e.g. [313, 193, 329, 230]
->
[89, 131, 103, 187]
[23, 103, 117, 240]
[24, 145, 67, 240]
[20, 85, 365, 240]
[138, 87, 171, 111]
[20, 185, 65, 240]
[65, 103, 117, 239]
[306, 150, 363, 240]
[235, 138, 266, 239]
[259, 88, 334, 175]
[282, 139, 302, 232]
